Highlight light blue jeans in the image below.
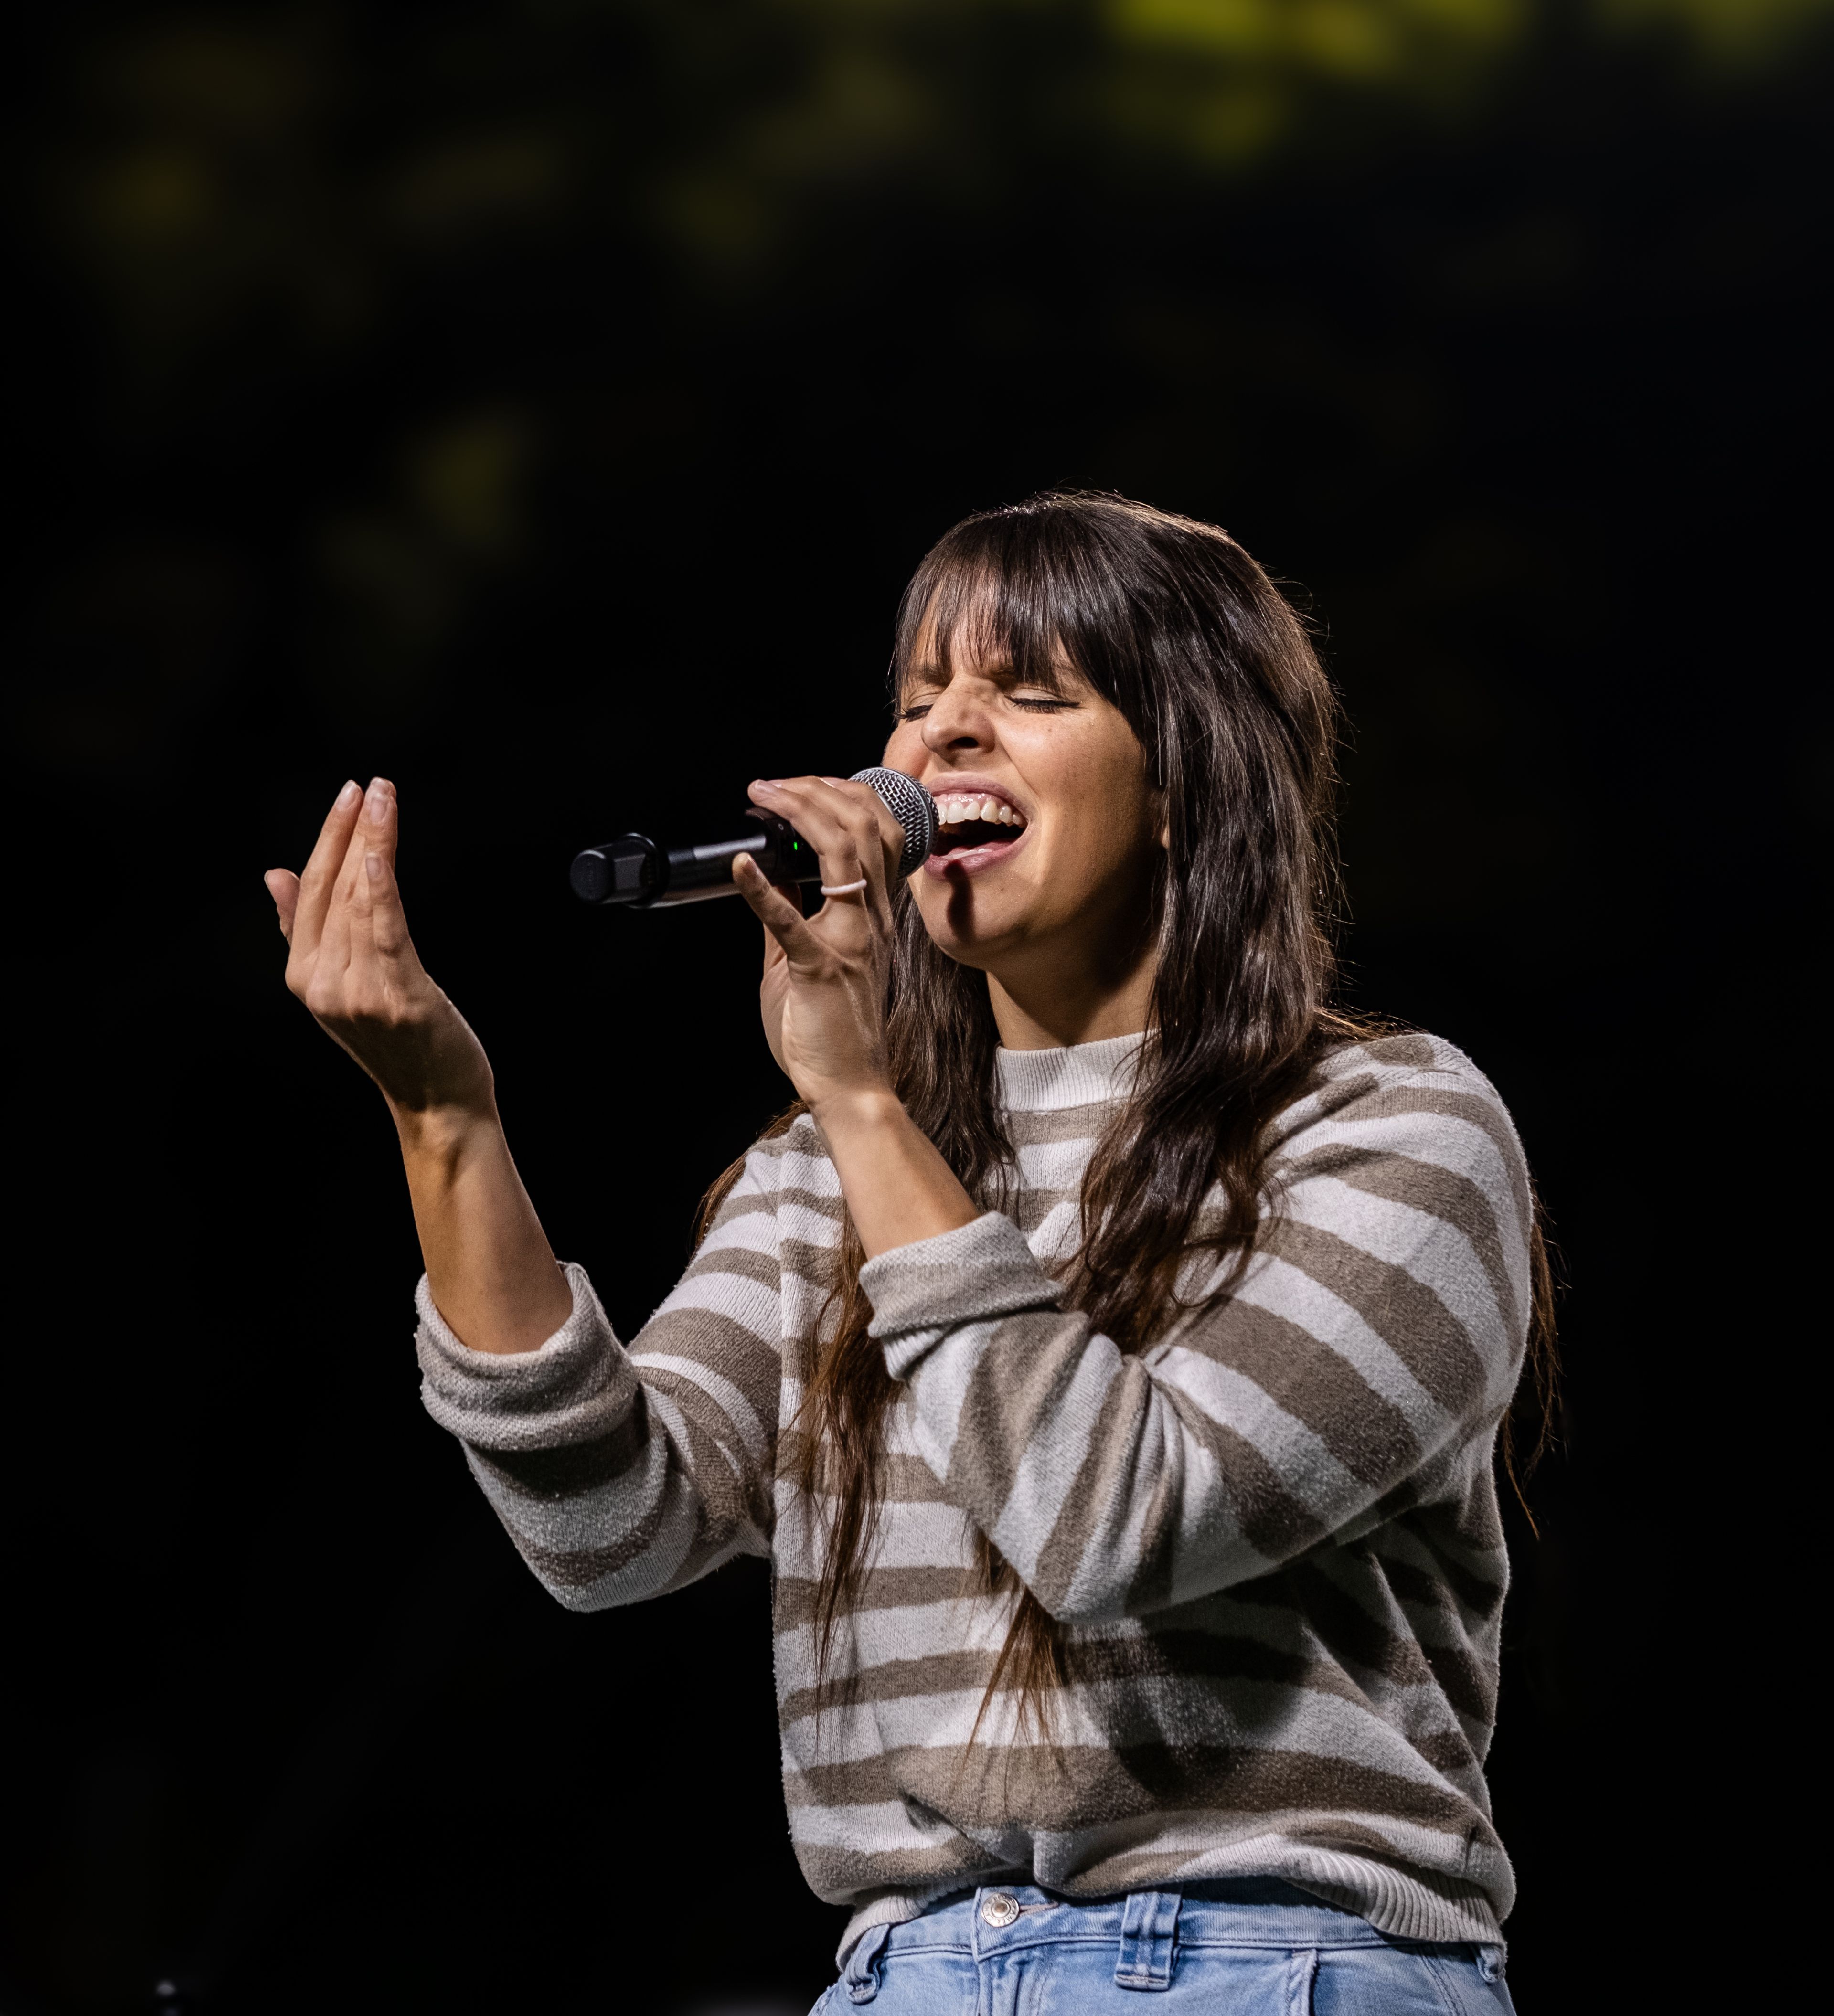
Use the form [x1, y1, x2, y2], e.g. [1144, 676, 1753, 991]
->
[813, 1882, 1517, 2015]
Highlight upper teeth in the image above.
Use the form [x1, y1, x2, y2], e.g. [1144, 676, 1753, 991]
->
[935, 793, 1024, 828]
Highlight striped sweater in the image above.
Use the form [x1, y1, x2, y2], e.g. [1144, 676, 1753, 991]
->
[416, 1029, 1532, 1959]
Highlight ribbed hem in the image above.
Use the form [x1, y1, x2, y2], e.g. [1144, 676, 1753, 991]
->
[1275, 1847, 1502, 1948]
[862, 1211, 1059, 1371]
[837, 1847, 1502, 1969]
[993, 1032, 1145, 1112]
[836, 1882, 981, 1969]
[415, 1261, 627, 1447]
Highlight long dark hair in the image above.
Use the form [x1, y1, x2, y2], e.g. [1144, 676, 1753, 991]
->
[702, 490, 1557, 1733]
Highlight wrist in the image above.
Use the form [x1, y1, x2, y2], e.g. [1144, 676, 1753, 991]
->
[806, 1084, 906, 1137]
[806, 1083, 980, 1261]
[390, 1097, 502, 1165]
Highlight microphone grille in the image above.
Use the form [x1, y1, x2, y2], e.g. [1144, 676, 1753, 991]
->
[851, 768, 937, 878]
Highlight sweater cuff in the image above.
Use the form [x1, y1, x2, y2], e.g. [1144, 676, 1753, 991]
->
[861, 1212, 1060, 1380]
[416, 1261, 629, 1452]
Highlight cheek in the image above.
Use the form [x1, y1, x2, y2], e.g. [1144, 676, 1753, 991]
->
[1037, 775, 1154, 899]
[883, 720, 924, 768]
[1037, 819, 1111, 900]
[1035, 730, 1142, 812]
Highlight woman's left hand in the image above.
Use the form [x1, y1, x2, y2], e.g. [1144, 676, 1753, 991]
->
[734, 775, 908, 1115]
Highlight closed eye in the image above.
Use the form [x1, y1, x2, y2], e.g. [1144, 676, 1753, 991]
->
[898, 694, 1078, 720]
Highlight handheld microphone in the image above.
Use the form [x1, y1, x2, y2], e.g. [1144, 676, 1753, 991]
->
[569, 768, 938, 909]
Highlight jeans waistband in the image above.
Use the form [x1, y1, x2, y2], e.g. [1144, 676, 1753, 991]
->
[840, 1881, 1455, 2002]
[880, 1883, 1399, 1958]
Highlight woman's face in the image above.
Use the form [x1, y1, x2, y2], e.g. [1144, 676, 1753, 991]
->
[882, 612, 1165, 985]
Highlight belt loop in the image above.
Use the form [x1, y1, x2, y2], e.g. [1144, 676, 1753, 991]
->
[843, 1923, 891, 2004]
[1286, 1943, 1319, 2016]
[1114, 1889, 1181, 1991]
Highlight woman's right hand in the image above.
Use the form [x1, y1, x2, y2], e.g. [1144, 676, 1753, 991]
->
[265, 778, 495, 1124]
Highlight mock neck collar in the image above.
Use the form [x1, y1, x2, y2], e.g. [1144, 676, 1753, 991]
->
[993, 1032, 1146, 1113]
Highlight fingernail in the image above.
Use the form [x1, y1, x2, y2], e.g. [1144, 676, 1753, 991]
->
[337, 779, 361, 809]
[365, 785, 390, 825]
[365, 853, 382, 882]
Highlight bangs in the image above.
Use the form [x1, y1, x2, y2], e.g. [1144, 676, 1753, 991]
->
[887, 490, 1253, 773]
[891, 531, 1083, 703]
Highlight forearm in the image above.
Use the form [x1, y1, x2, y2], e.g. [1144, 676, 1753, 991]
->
[394, 1101, 573, 1355]
[809, 1090, 981, 1259]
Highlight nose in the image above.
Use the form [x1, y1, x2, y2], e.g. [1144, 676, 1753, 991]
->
[921, 682, 996, 757]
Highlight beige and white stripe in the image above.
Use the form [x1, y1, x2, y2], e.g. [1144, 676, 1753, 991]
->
[416, 1029, 1531, 1961]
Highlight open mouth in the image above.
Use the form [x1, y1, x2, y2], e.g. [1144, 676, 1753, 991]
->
[929, 790, 1029, 867]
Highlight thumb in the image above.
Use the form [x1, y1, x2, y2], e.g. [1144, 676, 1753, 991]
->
[265, 869, 300, 944]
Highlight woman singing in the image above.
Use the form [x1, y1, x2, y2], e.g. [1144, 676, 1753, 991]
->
[267, 492, 1549, 2012]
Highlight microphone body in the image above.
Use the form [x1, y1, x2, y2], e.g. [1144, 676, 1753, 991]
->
[570, 768, 938, 909]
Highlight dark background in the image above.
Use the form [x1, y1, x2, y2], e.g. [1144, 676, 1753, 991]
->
[7, 3, 1826, 2011]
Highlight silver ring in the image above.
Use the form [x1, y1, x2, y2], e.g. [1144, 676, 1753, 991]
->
[819, 878, 869, 896]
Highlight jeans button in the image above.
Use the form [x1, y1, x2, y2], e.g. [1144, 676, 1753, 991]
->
[980, 1893, 1021, 1928]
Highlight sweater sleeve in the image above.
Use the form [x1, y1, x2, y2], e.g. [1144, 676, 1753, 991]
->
[416, 1145, 789, 1610]
[858, 1054, 1533, 1623]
